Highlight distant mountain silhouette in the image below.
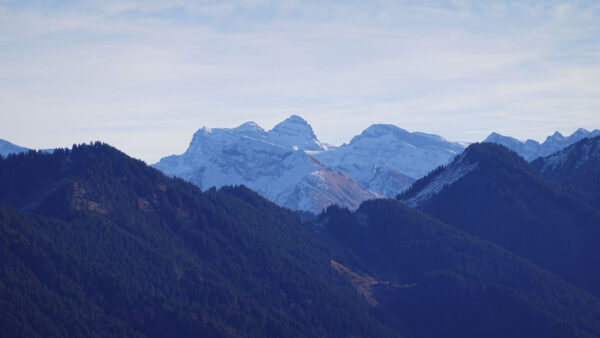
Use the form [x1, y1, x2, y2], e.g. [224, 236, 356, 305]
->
[0, 139, 28, 157]
[484, 128, 600, 161]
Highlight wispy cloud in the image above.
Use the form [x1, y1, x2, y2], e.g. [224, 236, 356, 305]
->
[1, 0, 600, 161]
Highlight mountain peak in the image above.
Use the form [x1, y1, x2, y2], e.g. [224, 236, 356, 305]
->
[267, 115, 326, 151]
[283, 114, 309, 125]
[486, 129, 600, 161]
[362, 124, 407, 136]
[348, 124, 408, 144]
[399, 142, 531, 209]
[234, 121, 266, 134]
[549, 131, 565, 140]
[485, 131, 502, 139]
[271, 115, 313, 135]
[461, 142, 529, 168]
[484, 132, 518, 143]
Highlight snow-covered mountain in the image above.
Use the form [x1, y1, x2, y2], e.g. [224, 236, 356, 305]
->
[314, 124, 467, 195]
[153, 117, 375, 213]
[265, 115, 332, 151]
[484, 128, 600, 161]
[154, 116, 468, 212]
[0, 139, 28, 157]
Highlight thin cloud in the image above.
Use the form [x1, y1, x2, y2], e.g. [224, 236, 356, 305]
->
[1, 1, 599, 162]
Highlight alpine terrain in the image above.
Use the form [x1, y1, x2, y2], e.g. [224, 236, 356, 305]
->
[484, 128, 600, 161]
[2, 142, 600, 338]
[155, 116, 467, 212]
[153, 116, 376, 213]
[398, 142, 600, 296]
[0, 143, 399, 337]
[532, 135, 600, 209]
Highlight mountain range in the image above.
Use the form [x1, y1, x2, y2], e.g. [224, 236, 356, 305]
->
[0, 144, 399, 337]
[154, 117, 600, 214]
[398, 142, 600, 296]
[483, 128, 600, 161]
[153, 117, 377, 213]
[4, 120, 595, 215]
[3, 142, 600, 337]
[154, 116, 466, 213]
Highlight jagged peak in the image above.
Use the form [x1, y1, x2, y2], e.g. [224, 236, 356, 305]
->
[234, 121, 266, 134]
[573, 127, 589, 135]
[270, 115, 314, 135]
[266, 115, 326, 151]
[459, 142, 530, 170]
[483, 132, 526, 144]
[548, 131, 565, 140]
[282, 115, 308, 125]
[485, 131, 504, 140]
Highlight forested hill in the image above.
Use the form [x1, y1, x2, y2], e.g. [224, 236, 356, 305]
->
[532, 135, 600, 210]
[3, 142, 600, 337]
[398, 142, 600, 297]
[313, 199, 600, 338]
[0, 143, 399, 337]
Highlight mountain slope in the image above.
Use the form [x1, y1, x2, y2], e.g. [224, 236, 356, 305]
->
[311, 199, 600, 338]
[154, 117, 469, 211]
[0, 143, 399, 337]
[532, 135, 600, 209]
[153, 119, 375, 213]
[484, 128, 600, 161]
[398, 142, 600, 297]
[0, 139, 28, 157]
[265, 115, 331, 151]
[314, 124, 466, 197]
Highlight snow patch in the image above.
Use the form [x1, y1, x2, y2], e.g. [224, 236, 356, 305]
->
[403, 154, 477, 207]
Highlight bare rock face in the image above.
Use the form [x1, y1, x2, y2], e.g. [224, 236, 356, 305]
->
[153, 117, 375, 213]
[154, 116, 467, 213]
[314, 124, 466, 194]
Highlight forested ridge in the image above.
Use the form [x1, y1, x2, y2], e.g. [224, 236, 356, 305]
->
[2, 142, 600, 337]
[0, 143, 398, 337]
[532, 135, 600, 210]
[313, 200, 600, 338]
[398, 142, 600, 297]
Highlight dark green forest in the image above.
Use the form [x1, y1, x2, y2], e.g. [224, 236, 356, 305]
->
[399, 142, 600, 297]
[2, 142, 600, 337]
[0, 143, 398, 337]
[532, 135, 600, 210]
[314, 200, 600, 338]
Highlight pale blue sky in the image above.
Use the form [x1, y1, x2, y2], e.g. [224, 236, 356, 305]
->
[2, 0, 600, 162]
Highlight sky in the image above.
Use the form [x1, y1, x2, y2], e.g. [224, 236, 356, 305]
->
[1, 0, 600, 163]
